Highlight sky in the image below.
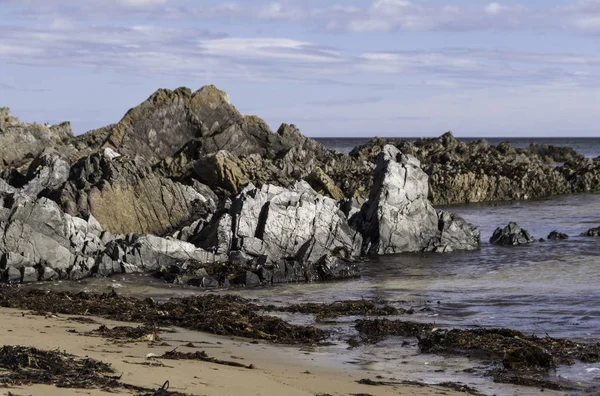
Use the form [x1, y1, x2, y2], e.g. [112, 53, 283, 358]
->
[0, 0, 599, 137]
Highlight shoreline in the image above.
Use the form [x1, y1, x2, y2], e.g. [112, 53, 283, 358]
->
[0, 307, 472, 396]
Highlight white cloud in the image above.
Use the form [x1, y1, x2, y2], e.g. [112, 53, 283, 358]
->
[485, 2, 503, 15]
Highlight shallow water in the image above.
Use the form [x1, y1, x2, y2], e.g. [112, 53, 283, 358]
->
[34, 192, 600, 395]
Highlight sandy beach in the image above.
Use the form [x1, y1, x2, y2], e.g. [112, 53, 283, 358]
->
[0, 307, 471, 396]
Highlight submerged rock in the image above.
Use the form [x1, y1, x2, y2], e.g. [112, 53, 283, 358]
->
[547, 230, 569, 240]
[490, 222, 536, 246]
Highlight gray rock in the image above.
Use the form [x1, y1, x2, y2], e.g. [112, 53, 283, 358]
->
[22, 266, 38, 283]
[490, 222, 536, 246]
[21, 150, 70, 199]
[41, 267, 59, 281]
[3, 267, 21, 283]
[353, 145, 479, 255]
[225, 182, 362, 263]
[434, 211, 481, 252]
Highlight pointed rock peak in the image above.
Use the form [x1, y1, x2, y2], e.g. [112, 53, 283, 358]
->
[195, 85, 232, 105]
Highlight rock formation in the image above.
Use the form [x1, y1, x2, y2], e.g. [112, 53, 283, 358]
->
[490, 222, 536, 246]
[352, 145, 480, 254]
[350, 132, 600, 205]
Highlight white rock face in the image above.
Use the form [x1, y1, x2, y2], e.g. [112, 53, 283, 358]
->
[201, 181, 362, 263]
[354, 145, 479, 254]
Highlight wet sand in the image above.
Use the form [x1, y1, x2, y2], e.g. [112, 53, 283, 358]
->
[0, 307, 467, 396]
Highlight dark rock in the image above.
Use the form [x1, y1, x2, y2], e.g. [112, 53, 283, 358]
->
[580, 226, 600, 237]
[311, 255, 359, 281]
[490, 222, 536, 246]
[547, 230, 569, 240]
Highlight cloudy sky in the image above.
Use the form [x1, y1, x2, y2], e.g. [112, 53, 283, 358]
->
[0, 0, 598, 137]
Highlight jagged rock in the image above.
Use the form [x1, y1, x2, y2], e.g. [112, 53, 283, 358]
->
[490, 222, 536, 246]
[547, 230, 569, 240]
[70, 86, 242, 163]
[57, 152, 215, 235]
[435, 211, 481, 252]
[352, 145, 479, 255]
[0, 198, 107, 275]
[21, 149, 70, 199]
[188, 182, 362, 264]
[580, 227, 600, 237]
[0, 108, 73, 169]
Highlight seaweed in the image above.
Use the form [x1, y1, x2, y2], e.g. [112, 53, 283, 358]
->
[0, 289, 327, 345]
[260, 300, 401, 321]
[355, 319, 433, 343]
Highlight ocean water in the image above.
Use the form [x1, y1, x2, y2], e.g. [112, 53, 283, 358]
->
[315, 137, 600, 158]
[30, 137, 600, 395]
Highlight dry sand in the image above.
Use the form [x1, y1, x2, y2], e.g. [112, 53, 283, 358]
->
[0, 307, 472, 396]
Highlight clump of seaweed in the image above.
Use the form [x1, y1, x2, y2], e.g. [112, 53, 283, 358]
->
[0, 345, 116, 389]
[261, 300, 401, 322]
[418, 328, 600, 370]
[355, 319, 433, 343]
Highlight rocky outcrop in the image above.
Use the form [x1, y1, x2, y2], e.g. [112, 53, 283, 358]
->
[352, 145, 479, 254]
[56, 151, 216, 235]
[0, 108, 73, 170]
[184, 182, 362, 264]
[490, 222, 536, 246]
[350, 132, 600, 205]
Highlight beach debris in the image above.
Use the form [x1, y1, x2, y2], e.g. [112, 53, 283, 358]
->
[158, 348, 255, 369]
[89, 324, 161, 342]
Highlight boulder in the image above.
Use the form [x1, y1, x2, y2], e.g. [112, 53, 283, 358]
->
[547, 230, 569, 240]
[435, 211, 481, 252]
[490, 222, 536, 246]
[352, 145, 479, 254]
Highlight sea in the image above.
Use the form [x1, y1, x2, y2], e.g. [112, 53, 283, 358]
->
[34, 137, 600, 395]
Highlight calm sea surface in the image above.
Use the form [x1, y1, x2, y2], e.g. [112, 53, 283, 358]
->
[32, 137, 600, 395]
